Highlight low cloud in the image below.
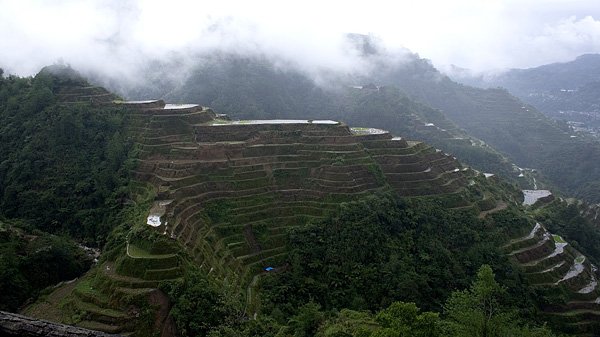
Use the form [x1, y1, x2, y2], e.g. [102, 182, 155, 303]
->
[528, 16, 600, 65]
[1, 0, 599, 81]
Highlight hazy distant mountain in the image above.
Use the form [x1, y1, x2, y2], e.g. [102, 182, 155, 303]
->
[450, 54, 600, 131]
[463, 54, 600, 93]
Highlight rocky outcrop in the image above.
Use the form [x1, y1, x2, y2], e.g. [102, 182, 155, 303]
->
[0, 311, 122, 337]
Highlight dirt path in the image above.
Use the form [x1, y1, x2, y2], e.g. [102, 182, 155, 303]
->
[478, 201, 508, 219]
[246, 274, 261, 318]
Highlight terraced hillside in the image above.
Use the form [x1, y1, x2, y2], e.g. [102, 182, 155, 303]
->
[56, 85, 119, 104]
[115, 54, 518, 182]
[22, 178, 183, 336]
[7, 57, 600, 337]
[126, 101, 492, 305]
[504, 221, 600, 335]
[114, 99, 600, 334]
[25, 91, 499, 335]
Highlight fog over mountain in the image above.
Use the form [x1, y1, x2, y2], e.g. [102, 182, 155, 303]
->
[1, 0, 600, 81]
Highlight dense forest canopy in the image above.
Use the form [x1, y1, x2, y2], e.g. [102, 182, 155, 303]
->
[0, 66, 132, 243]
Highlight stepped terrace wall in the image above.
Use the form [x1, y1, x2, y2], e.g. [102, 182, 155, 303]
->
[137, 121, 388, 288]
[505, 222, 600, 333]
[56, 86, 119, 104]
[127, 107, 486, 314]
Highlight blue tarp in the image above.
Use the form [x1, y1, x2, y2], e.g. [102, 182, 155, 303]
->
[264, 267, 274, 271]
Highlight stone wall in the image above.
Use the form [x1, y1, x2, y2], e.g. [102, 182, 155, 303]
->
[0, 311, 122, 337]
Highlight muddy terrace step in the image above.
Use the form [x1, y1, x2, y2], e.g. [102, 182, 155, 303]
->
[504, 223, 543, 250]
[547, 309, 600, 324]
[224, 200, 340, 215]
[521, 246, 571, 272]
[509, 235, 555, 264]
[526, 261, 572, 285]
[384, 168, 455, 182]
[115, 100, 166, 109]
[359, 138, 410, 149]
[73, 301, 129, 324]
[379, 157, 456, 173]
[77, 320, 127, 334]
[389, 169, 465, 186]
[255, 135, 361, 145]
[393, 184, 465, 197]
[374, 151, 453, 166]
[195, 124, 350, 142]
[367, 142, 430, 155]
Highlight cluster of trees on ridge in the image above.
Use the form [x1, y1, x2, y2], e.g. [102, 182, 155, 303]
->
[166, 267, 556, 337]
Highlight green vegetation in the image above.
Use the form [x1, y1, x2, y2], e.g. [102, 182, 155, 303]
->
[0, 66, 133, 244]
[0, 218, 91, 312]
[552, 235, 567, 244]
[0, 66, 134, 312]
[259, 193, 537, 317]
[161, 269, 239, 337]
[200, 265, 557, 337]
[440, 265, 556, 337]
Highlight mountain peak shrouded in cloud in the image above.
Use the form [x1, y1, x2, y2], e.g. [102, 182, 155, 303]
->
[38, 64, 87, 84]
[344, 33, 384, 57]
[1, 0, 600, 78]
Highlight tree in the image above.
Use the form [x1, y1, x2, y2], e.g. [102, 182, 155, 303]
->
[374, 302, 439, 337]
[442, 265, 512, 337]
[166, 271, 233, 337]
[441, 265, 555, 337]
[288, 302, 326, 337]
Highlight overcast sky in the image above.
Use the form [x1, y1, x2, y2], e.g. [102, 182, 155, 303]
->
[1, 0, 600, 76]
